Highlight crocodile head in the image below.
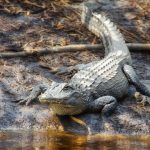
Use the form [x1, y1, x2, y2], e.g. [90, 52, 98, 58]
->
[39, 82, 86, 115]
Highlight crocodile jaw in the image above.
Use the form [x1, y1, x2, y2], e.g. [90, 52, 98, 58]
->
[39, 95, 85, 115]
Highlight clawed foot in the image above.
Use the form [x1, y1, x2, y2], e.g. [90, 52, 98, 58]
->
[134, 92, 150, 106]
[12, 96, 37, 106]
[12, 86, 43, 106]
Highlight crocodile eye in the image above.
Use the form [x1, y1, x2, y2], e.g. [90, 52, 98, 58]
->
[63, 85, 74, 91]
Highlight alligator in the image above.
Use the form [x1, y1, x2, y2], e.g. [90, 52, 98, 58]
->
[16, 2, 150, 115]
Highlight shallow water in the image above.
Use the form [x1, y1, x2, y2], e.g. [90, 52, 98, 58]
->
[0, 131, 150, 150]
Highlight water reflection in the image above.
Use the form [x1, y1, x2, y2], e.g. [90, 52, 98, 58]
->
[0, 130, 150, 150]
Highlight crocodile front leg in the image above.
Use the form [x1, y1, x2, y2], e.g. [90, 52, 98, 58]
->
[123, 64, 150, 105]
[13, 84, 46, 105]
[87, 96, 117, 116]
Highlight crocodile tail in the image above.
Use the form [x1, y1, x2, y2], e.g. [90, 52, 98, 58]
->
[81, 2, 131, 63]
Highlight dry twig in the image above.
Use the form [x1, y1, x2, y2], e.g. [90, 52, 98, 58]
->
[0, 43, 150, 58]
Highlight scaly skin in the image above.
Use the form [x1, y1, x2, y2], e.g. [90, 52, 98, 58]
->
[16, 2, 150, 115]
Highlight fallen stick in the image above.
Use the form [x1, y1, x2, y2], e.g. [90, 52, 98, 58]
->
[127, 43, 150, 51]
[0, 43, 150, 58]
